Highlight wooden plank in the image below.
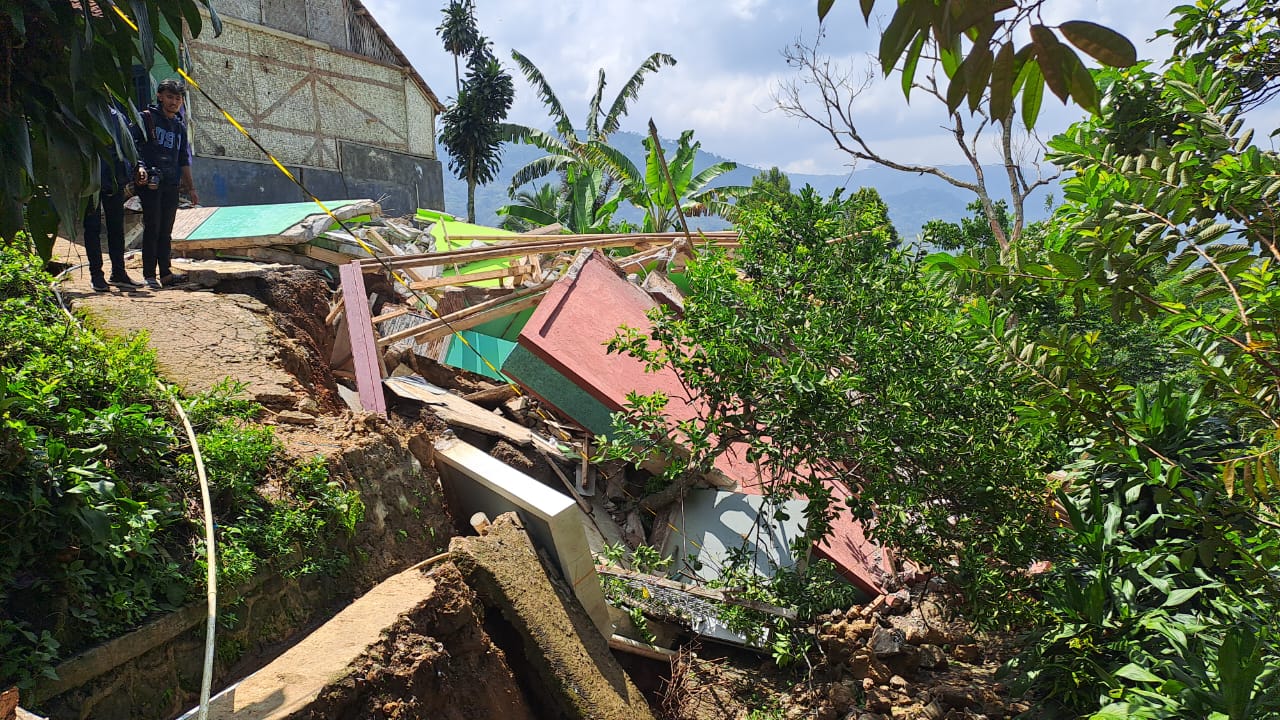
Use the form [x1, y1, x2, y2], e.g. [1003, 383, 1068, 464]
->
[225, 246, 332, 272]
[384, 376, 558, 455]
[371, 307, 413, 324]
[366, 228, 431, 285]
[462, 383, 518, 406]
[359, 231, 741, 271]
[520, 223, 564, 236]
[325, 296, 345, 326]
[407, 264, 533, 291]
[173, 234, 291, 251]
[361, 237, 644, 270]
[339, 262, 387, 417]
[297, 244, 363, 266]
[376, 283, 550, 348]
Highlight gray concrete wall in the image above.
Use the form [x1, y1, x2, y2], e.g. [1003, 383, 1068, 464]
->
[191, 145, 443, 216]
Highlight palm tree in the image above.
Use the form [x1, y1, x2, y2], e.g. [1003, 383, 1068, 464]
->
[588, 128, 745, 232]
[498, 182, 564, 231]
[439, 41, 515, 222]
[503, 50, 676, 196]
[437, 0, 479, 95]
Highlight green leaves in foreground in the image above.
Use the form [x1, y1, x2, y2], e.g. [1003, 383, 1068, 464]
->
[816, 0, 1138, 125]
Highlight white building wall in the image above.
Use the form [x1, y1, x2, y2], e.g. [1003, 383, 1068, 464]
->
[186, 14, 435, 170]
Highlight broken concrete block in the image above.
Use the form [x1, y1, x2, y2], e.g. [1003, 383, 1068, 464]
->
[450, 513, 655, 720]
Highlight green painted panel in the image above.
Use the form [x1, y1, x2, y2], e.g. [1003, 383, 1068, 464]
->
[424, 219, 522, 287]
[187, 200, 357, 239]
[416, 208, 459, 223]
[502, 345, 617, 437]
[428, 219, 515, 252]
[443, 331, 515, 382]
[472, 307, 533, 341]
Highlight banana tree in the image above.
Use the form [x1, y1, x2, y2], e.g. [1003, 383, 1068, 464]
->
[588, 129, 746, 232]
[503, 50, 675, 194]
[498, 166, 623, 234]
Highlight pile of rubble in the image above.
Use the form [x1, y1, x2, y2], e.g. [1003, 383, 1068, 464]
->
[806, 590, 1027, 720]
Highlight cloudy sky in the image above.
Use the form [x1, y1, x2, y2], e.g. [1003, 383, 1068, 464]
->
[361, 1, 1215, 176]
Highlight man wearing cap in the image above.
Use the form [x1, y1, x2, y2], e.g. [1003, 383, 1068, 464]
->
[131, 78, 200, 289]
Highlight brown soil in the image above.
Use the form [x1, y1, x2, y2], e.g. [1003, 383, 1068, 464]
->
[292, 563, 535, 720]
[661, 594, 1027, 720]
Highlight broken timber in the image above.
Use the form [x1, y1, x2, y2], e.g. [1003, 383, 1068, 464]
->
[338, 261, 388, 416]
[358, 231, 740, 271]
[376, 281, 551, 348]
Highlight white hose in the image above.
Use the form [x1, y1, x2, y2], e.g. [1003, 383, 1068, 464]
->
[165, 383, 217, 720]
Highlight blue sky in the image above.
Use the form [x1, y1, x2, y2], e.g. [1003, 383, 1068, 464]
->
[363, 1, 1270, 176]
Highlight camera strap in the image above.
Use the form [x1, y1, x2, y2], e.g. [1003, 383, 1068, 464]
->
[140, 109, 157, 145]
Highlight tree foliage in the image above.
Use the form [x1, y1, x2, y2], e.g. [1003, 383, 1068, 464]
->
[928, 15, 1280, 714]
[0, 0, 222, 260]
[816, 0, 1138, 125]
[437, 9, 515, 223]
[497, 164, 624, 234]
[1158, 0, 1280, 112]
[504, 50, 676, 194]
[603, 187, 1059, 615]
[586, 127, 744, 232]
[436, 0, 480, 96]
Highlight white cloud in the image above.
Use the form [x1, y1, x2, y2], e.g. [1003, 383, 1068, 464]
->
[364, 0, 1202, 177]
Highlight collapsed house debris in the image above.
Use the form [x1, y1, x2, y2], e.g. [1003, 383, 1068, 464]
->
[305, 208, 907, 654]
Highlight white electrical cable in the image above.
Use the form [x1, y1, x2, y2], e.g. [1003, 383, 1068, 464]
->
[50, 265, 217, 718]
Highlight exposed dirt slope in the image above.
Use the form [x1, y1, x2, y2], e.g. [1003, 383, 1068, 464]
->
[303, 563, 535, 720]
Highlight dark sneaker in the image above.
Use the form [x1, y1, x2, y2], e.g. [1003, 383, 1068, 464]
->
[91, 277, 110, 292]
[159, 272, 189, 286]
[145, 277, 162, 290]
[109, 274, 141, 289]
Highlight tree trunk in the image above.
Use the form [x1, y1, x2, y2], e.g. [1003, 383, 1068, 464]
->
[466, 166, 476, 224]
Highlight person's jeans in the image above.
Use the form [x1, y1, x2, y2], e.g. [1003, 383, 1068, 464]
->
[138, 184, 180, 279]
[83, 189, 126, 280]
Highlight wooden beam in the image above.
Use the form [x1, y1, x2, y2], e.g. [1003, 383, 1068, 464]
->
[223, 246, 332, 272]
[520, 223, 565, 236]
[297, 244, 362, 266]
[407, 263, 534, 291]
[359, 231, 741, 271]
[173, 234, 290, 251]
[377, 286, 548, 348]
[339, 261, 387, 417]
[366, 228, 431, 286]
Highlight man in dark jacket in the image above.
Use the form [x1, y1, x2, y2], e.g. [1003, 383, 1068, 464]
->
[132, 78, 200, 289]
[83, 105, 141, 292]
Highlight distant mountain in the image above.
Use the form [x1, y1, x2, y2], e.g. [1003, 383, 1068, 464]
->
[441, 130, 1058, 238]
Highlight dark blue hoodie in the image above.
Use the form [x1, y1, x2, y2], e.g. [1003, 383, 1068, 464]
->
[131, 103, 189, 187]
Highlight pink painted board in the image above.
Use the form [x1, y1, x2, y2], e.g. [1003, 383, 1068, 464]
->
[339, 261, 387, 417]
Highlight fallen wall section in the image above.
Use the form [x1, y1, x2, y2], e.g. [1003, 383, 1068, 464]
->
[431, 435, 610, 636]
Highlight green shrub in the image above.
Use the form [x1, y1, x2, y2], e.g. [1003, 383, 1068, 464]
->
[0, 243, 366, 689]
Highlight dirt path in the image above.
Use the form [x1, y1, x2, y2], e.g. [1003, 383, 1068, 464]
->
[54, 242, 305, 406]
